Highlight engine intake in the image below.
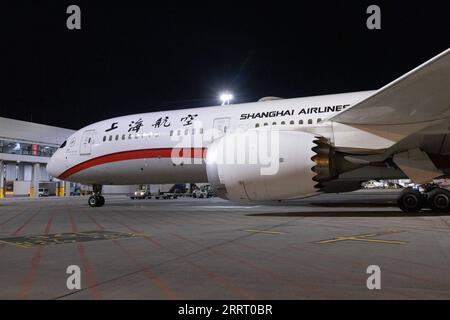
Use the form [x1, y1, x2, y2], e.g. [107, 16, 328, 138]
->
[206, 130, 339, 201]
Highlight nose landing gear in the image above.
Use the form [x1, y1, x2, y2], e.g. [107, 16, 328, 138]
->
[397, 185, 450, 213]
[88, 184, 105, 207]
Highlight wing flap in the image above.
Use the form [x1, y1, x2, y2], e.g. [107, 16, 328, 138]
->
[393, 148, 444, 184]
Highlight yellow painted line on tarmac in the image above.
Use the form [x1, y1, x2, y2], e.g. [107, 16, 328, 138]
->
[0, 240, 33, 248]
[317, 236, 407, 245]
[243, 229, 286, 235]
[316, 230, 408, 245]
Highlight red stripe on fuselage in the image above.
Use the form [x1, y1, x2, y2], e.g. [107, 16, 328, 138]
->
[58, 147, 207, 180]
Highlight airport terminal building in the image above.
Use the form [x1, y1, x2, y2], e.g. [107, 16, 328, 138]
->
[0, 116, 74, 197]
[0, 117, 149, 198]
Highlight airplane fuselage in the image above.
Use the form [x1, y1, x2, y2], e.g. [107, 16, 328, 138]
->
[47, 91, 376, 185]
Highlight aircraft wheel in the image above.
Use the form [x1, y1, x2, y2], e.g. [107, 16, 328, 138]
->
[88, 195, 105, 207]
[397, 187, 424, 213]
[88, 195, 99, 207]
[98, 196, 105, 207]
[427, 188, 450, 212]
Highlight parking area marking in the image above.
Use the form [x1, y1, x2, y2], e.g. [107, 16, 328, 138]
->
[243, 229, 286, 235]
[316, 229, 408, 245]
[0, 230, 143, 248]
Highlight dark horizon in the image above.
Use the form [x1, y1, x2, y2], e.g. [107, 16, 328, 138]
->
[1, 1, 449, 129]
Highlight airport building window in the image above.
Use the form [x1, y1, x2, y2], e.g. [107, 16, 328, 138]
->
[0, 140, 58, 157]
[308, 119, 313, 124]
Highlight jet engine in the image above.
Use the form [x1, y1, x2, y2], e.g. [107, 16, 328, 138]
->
[205, 130, 341, 201]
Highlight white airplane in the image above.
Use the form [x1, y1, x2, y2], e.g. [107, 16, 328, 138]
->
[47, 48, 450, 213]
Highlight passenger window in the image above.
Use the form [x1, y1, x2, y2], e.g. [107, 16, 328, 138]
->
[290, 120, 294, 125]
[281, 121, 286, 125]
[155, 132, 159, 137]
[109, 136, 112, 141]
[224, 126, 227, 133]
[308, 119, 313, 124]
[192, 128, 195, 135]
[103, 136, 106, 142]
[170, 130, 173, 136]
[317, 118, 322, 123]
[272, 122, 277, 125]
[200, 128, 204, 134]
[88, 138, 91, 143]
[177, 130, 181, 136]
[122, 134, 125, 140]
[255, 123, 260, 128]
[128, 134, 132, 139]
[299, 120, 303, 125]
[115, 135, 119, 140]
[263, 123, 268, 126]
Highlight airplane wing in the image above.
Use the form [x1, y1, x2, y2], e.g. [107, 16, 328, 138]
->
[329, 48, 450, 125]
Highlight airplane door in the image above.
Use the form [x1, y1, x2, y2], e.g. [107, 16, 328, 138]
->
[213, 117, 230, 139]
[79, 130, 95, 155]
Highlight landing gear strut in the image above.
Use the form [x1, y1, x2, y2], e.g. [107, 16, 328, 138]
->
[397, 184, 450, 213]
[88, 184, 105, 207]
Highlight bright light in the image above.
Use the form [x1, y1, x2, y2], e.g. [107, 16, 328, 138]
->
[220, 92, 233, 105]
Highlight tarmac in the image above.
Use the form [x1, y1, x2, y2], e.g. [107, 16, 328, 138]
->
[1, 190, 450, 299]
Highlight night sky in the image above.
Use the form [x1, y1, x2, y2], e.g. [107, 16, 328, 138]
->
[1, 1, 450, 129]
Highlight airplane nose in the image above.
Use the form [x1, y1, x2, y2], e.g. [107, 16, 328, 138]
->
[47, 152, 64, 178]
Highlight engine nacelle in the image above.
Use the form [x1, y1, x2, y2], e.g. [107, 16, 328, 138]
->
[205, 130, 335, 201]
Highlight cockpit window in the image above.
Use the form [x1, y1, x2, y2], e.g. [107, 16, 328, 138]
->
[60, 140, 67, 148]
